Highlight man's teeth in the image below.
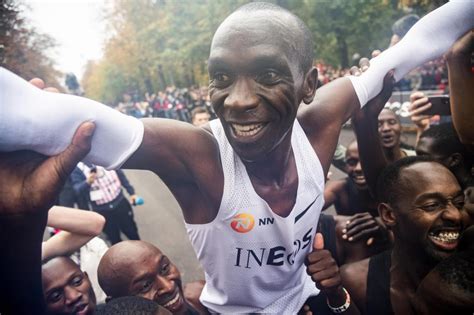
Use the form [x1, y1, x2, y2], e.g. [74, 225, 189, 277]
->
[429, 231, 459, 243]
[164, 293, 180, 308]
[232, 123, 264, 137]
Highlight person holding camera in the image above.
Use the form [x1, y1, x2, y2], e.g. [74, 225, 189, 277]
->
[71, 162, 141, 245]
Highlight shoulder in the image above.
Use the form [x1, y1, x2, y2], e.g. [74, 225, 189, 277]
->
[326, 179, 347, 194]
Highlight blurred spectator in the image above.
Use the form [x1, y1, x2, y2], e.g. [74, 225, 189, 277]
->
[191, 107, 211, 127]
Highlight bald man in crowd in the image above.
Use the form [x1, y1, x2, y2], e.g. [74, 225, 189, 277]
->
[98, 241, 206, 315]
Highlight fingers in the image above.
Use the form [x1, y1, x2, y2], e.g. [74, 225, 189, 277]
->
[409, 102, 432, 117]
[34, 122, 95, 191]
[44, 87, 60, 93]
[301, 305, 313, 315]
[313, 232, 324, 250]
[371, 49, 381, 58]
[29, 78, 45, 89]
[341, 212, 381, 242]
[409, 91, 426, 102]
[345, 225, 380, 242]
[359, 57, 370, 71]
[58, 122, 96, 174]
[350, 66, 361, 76]
[344, 213, 373, 230]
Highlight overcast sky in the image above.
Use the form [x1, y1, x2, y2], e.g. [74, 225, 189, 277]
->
[22, 0, 109, 79]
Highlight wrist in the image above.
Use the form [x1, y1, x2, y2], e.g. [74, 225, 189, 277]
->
[326, 286, 346, 303]
[326, 287, 351, 314]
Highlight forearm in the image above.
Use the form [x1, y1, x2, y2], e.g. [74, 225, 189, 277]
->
[349, 1, 473, 107]
[0, 68, 144, 169]
[116, 170, 135, 195]
[47, 206, 105, 236]
[0, 213, 48, 314]
[447, 52, 474, 146]
[352, 112, 388, 197]
[42, 231, 93, 261]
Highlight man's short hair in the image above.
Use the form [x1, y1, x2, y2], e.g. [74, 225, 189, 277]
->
[376, 155, 438, 204]
[191, 107, 209, 120]
[392, 14, 420, 38]
[436, 250, 474, 294]
[235, 2, 314, 72]
[95, 296, 165, 315]
[420, 123, 473, 165]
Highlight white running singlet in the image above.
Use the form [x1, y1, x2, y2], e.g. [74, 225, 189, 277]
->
[185, 118, 325, 313]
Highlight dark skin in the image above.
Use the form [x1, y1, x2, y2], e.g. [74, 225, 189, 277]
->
[124, 9, 361, 226]
[334, 214, 392, 265]
[414, 226, 474, 314]
[341, 162, 465, 315]
[98, 241, 206, 315]
[378, 108, 407, 163]
[305, 233, 360, 314]
[42, 257, 96, 315]
[447, 30, 473, 150]
[2, 9, 371, 312]
[0, 121, 95, 315]
[324, 141, 378, 216]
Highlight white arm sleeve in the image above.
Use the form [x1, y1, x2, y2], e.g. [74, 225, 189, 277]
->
[0, 67, 144, 169]
[349, 0, 474, 107]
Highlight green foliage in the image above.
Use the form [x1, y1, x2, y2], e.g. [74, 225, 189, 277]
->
[1, 0, 62, 88]
[289, 0, 403, 67]
[82, 0, 440, 103]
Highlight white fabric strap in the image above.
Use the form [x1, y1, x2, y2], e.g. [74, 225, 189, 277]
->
[0, 67, 144, 169]
[349, 0, 474, 107]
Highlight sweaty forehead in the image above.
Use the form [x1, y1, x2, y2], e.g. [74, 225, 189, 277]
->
[210, 11, 300, 63]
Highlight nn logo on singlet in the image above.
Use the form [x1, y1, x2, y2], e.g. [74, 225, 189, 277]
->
[230, 213, 255, 233]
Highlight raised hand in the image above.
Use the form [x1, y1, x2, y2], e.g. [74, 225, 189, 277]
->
[306, 233, 342, 296]
[0, 122, 95, 217]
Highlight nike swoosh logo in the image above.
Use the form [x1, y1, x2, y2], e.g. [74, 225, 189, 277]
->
[294, 197, 317, 223]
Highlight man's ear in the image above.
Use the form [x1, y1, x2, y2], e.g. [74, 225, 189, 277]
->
[302, 67, 318, 104]
[379, 203, 396, 227]
[446, 153, 463, 168]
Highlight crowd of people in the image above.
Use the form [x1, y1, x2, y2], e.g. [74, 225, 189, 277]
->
[0, 1, 473, 315]
[316, 59, 448, 92]
[114, 86, 213, 123]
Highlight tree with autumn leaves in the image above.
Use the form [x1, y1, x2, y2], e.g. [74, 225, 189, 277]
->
[1, 0, 62, 88]
[81, 0, 446, 105]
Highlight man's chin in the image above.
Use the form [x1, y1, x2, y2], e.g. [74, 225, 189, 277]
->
[350, 177, 367, 189]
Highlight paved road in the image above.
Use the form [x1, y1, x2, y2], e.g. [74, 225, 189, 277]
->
[124, 127, 416, 284]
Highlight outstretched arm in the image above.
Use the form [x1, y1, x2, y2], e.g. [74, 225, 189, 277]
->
[352, 73, 395, 197]
[0, 123, 94, 314]
[446, 30, 474, 149]
[42, 206, 105, 261]
[300, 2, 473, 174]
[0, 69, 223, 220]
